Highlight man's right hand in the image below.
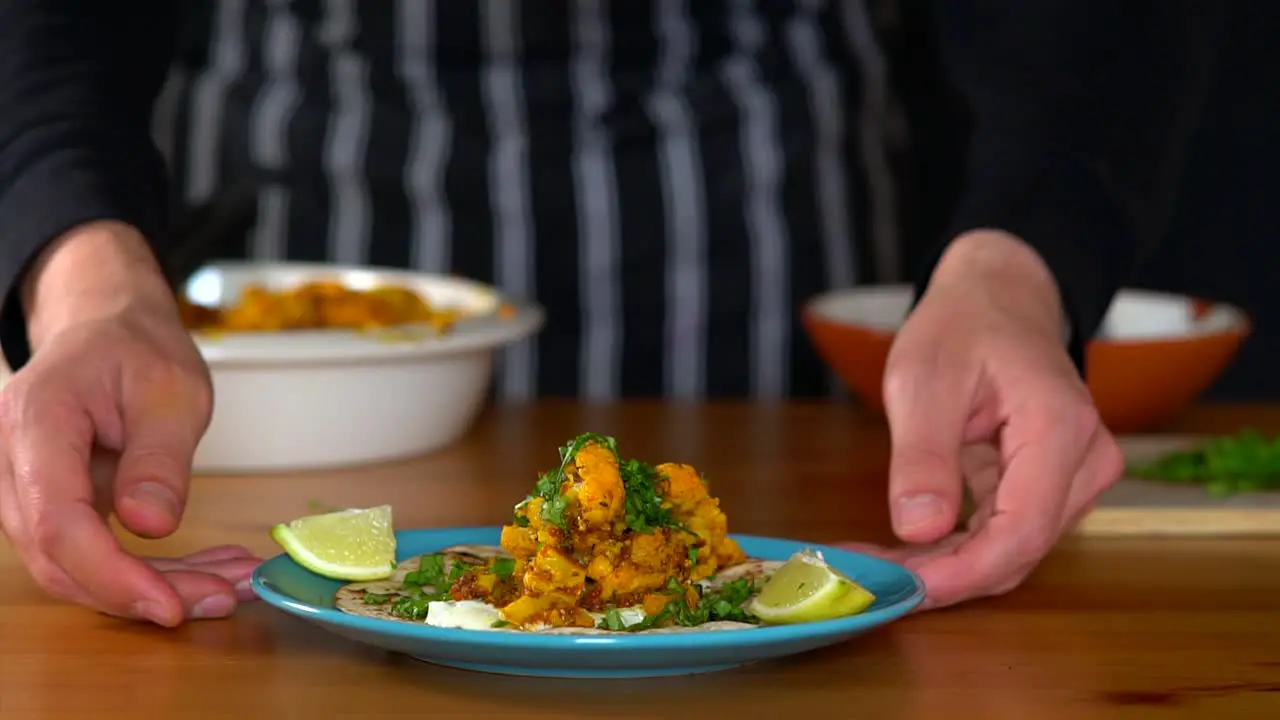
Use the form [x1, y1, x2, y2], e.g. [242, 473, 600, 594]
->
[0, 221, 259, 626]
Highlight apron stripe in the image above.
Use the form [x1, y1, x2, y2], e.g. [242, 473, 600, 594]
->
[397, 0, 453, 275]
[839, 0, 899, 282]
[724, 0, 791, 400]
[360, 5, 414, 270]
[481, 0, 538, 400]
[437, 6, 494, 287]
[767, 1, 842, 399]
[786, 0, 856, 290]
[248, 0, 303, 261]
[610, 3, 666, 398]
[321, 0, 374, 265]
[185, 0, 248, 204]
[151, 67, 189, 178]
[521, 10, 581, 397]
[651, 0, 707, 400]
[571, 0, 623, 401]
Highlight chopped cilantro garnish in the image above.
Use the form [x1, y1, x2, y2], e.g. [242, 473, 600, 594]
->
[390, 595, 432, 620]
[619, 459, 684, 533]
[688, 547, 699, 567]
[491, 619, 512, 628]
[541, 493, 570, 529]
[447, 559, 474, 587]
[531, 471, 561, 504]
[491, 557, 517, 578]
[377, 553, 475, 620]
[512, 433, 622, 530]
[600, 608, 629, 631]
[402, 554, 448, 590]
[509, 431, 688, 535]
[598, 577, 760, 632]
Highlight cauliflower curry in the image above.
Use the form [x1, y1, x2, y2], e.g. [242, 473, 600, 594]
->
[342, 433, 759, 633]
[179, 280, 466, 334]
[472, 433, 747, 630]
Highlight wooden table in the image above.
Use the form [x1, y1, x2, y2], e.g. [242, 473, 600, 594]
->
[3, 401, 1280, 719]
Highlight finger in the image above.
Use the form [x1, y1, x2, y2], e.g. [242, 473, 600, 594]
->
[835, 535, 968, 612]
[832, 541, 917, 566]
[907, 408, 1089, 609]
[7, 400, 184, 625]
[143, 545, 258, 566]
[0, 454, 24, 547]
[958, 443, 1001, 530]
[185, 544, 258, 563]
[160, 571, 240, 619]
[112, 369, 209, 539]
[147, 555, 260, 584]
[881, 344, 973, 544]
[1059, 428, 1126, 534]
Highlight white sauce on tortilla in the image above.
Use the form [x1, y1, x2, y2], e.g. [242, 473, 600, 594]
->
[425, 600, 505, 630]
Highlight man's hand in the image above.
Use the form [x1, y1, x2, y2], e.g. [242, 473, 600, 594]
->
[0, 221, 259, 625]
[848, 230, 1125, 610]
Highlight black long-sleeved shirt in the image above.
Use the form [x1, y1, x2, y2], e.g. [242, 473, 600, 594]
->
[0, 1, 1225, 375]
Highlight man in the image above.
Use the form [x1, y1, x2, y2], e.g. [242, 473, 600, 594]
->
[0, 1, 1222, 624]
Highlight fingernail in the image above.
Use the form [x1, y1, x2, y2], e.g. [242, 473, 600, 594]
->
[235, 579, 255, 595]
[191, 594, 236, 620]
[896, 494, 944, 530]
[132, 600, 172, 625]
[130, 482, 179, 518]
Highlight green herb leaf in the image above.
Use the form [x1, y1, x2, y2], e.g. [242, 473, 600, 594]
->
[541, 493, 571, 529]
[491, 557, 517, 578]
[600, 608, 629, 631]
[601, 577, 760, 632]
[390, 595, 432, 620]
[619, 459, 684, 534]
[512, 433, 622, 529]
[402, 554, 448, 590]
[491, 619, 512, 628]
[1127, 429, 1280, 497]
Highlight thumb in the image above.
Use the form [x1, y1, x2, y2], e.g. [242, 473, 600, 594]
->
[113, 378, 207, 539]
[881, 349, 972, 545]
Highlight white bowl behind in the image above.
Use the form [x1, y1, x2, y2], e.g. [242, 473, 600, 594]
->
[185, 262, 543, 473]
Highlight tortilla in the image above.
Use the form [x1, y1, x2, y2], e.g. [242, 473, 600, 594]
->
[333, 544, 783, 633]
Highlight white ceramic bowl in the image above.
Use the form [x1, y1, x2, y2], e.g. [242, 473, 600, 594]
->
[183, 262, 544, 474]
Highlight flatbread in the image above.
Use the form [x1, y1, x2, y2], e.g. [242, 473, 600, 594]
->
[334, 546, 504, 620]
[333, 544, 783, 634]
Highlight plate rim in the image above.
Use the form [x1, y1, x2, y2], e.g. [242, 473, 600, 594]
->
[250, 525, 927, 651]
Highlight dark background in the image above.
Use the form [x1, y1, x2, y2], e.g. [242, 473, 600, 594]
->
[880, 0, 1280, 400]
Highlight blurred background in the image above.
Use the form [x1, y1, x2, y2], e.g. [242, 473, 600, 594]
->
[878, 0, 1280, 400]
[148, 0, 1279, 414]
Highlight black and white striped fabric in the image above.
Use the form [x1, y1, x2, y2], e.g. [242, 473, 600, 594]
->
[153, 0, 897, 401]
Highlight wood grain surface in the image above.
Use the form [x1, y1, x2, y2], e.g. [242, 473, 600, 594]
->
[2, 401, 1280, 719]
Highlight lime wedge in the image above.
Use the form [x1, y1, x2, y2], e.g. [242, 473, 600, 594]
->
[269, 505, 397, 581]
[747, 549, 876, 624]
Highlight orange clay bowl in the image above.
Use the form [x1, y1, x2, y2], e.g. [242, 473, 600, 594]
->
[802, 285, 1251, 434]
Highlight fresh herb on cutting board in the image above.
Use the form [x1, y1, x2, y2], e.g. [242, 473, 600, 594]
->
[1127, 429, 1280, 497]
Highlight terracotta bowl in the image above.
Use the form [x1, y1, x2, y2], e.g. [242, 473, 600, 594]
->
[802, 285, 1251, 434]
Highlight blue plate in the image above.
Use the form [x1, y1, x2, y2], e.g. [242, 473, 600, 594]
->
[251, 526, 926, 678]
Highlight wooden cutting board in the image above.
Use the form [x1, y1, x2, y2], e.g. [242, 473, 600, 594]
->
[1074, 435, 1280, 537]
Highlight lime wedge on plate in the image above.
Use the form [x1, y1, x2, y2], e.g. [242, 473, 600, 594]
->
[269, 505, 397, 581]
[748, 549, 876, 624]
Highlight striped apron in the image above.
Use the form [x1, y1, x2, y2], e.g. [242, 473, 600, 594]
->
[153, 0, 898, 401]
